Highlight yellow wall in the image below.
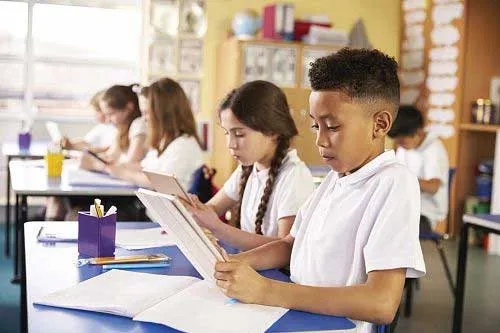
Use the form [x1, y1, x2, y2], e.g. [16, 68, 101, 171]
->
[200, 0, 401, 122]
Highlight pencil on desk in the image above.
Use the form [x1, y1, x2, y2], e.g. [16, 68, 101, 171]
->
[102, 262, 170, 270]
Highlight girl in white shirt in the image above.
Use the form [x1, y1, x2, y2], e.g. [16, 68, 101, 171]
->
[187, 80, 314, 251]
[105, 77, 203, 189]
[60, 90, 116, 153]
[79, 84, 147, 170]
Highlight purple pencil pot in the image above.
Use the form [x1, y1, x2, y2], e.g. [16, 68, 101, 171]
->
[18, 132, 31, 152]
[77, 211, 116, 257]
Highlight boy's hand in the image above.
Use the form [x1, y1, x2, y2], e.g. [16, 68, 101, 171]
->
[186, 194, 221, 232]
[214, 258, 271, 304]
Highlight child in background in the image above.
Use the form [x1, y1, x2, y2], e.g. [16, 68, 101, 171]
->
[60, 90, 116, 153]
[79, 84, 147, 170]
[104, 77, 203, 190]
[388, 105, 449, 232]
[187, 80, 314, 251]
[211, 49, 425, 332]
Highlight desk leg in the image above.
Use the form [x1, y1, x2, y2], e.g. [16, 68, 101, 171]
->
[452, 222, 469, 333]
[4, 156, 11, 256]
[12, 194, 19, 279]
[20, 195, 27, 333]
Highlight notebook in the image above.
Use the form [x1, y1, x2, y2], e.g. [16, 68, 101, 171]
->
[67, 168, 137, 188]
[135, 188, 222, 283]
[35, 258, 288, 333]
[37, 225, 176, 250]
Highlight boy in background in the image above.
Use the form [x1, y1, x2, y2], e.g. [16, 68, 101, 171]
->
[388, 105, 449, 232]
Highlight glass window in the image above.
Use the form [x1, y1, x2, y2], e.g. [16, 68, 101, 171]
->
[0, 1, 28, 57]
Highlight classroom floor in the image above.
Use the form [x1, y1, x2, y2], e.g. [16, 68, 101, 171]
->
[0, 219, 500, 333]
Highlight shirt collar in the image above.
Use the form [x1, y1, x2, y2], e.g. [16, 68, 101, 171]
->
[335, 150, 397, 185]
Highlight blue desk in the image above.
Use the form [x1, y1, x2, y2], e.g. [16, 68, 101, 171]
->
[453, 214, 500, 333]
[26, 222, 355, 333]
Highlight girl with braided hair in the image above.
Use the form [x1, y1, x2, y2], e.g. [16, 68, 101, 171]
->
[187, 80, 314, 251]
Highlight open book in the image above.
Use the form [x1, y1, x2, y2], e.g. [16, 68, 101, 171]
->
[135, 188, 222, 283]
[35, 269, 287, 333]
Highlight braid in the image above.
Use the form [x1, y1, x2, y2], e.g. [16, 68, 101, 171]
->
[254, 139, 289, 235]
[233, 165, 252, 229]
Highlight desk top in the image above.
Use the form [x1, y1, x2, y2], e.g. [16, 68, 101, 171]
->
[9, 159, 137, 196]
[26, 222, 355, 333]
[2, 141, 49, 158]
[463, 214, 500, 232]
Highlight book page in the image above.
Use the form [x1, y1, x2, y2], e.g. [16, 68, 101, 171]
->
[115, 227, 176, 250]
[34, 270, 200, 317]
[136, 189, 223, 283]
[134, 280, 288, 333]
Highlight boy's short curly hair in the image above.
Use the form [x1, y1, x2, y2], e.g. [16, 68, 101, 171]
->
[309, 48, 400, 107]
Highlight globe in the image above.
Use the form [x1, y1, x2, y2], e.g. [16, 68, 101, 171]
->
[231, 9, 261, 38]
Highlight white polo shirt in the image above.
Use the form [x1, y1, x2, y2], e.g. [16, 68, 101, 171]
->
[396, 133, 449, 227]
[83, 123, 116, 149]
[290, 150, 426, 333]
[223, 149, 314, 237]
[141, 135, 203, 190]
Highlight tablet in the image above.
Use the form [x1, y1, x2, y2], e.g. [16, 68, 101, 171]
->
[45, 121, 62, 142]
[143, 169, 192, 204]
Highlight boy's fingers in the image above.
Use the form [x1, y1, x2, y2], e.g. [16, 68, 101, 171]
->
[215, 261, 239, 272]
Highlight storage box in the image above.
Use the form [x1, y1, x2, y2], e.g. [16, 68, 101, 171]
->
[78, 211, 116, 257]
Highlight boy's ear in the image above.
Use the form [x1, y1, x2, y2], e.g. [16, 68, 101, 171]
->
[372, 109, 393, 139]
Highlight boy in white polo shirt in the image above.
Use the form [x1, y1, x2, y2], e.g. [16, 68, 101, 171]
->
[213, 48, 426, 333]
[388, 105, 449, 232]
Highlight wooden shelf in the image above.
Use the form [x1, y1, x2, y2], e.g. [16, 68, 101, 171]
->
[459, 123, 500, 133]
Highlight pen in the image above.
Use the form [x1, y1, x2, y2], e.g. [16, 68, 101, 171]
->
[105, 205, 117, 216]
[94, 198, 103, 218]
[102, 262, 171, 270]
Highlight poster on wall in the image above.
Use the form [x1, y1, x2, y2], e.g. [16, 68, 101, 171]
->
[269, 47, 297, 88]
[179, 79, 200, 114]
[179, 39, 203, 74]
[242, 44, 270, 82]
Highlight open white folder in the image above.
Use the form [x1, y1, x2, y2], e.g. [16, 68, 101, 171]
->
[35, 270, 287, 333]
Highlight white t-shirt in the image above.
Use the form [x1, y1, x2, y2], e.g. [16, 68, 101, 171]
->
[141, 135, 203, 190]
[83, 123, 116, 149]
[223, 149, 314, 237]
[396, 133, 449, 226]
[290, 150, 426, 333]
[118, 117, 147, 163]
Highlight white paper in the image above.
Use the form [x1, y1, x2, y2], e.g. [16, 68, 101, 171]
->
[429, 61, 458, 75]
[401, 88, 420, 104]
[67, 168, 136, 188]
[136, 189, 223, 284]
[426, 76, 458, 92]
[135, 280, 288, 333]
[431, 25, 460, 46]
[426, 123, 455, 138]
[402, 51, 424, 70]
[35, 270, 200, 318]
[430, 46, 459, 61]
[432, 3, 463, 25]
[404, 10, 426, 25]
[428, 108, 455, 123]
[400, 71, 425, 86]
[403, 35, 425, 51]
[405, 24, 424, 37]
[429, 92, 456, 107]
[403, 0, 426, 11]
[37, 224, 78, 242]
[489, 77, 500, 108]
[116, 227, 176, 250]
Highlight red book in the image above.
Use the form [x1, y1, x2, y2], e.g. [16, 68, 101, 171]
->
[263, 4, 284, 40]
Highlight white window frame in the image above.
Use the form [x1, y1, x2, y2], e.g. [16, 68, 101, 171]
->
[0, 0, 141, 120]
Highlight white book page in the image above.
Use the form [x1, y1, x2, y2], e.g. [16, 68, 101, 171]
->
[134, 280, 288, 333]
[136, 189, 223, 283]
[34, 270, 199, 317]
[115, 227, 176, 250]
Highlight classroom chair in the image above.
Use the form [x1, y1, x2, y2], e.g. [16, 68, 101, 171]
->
[403, 168, 456, 317]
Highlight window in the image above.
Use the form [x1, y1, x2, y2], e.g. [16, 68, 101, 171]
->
[0, 0, 141, 117]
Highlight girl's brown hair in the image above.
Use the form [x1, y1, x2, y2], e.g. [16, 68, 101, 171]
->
[101, 84, 141, 150]
[218, 80, 298, 234]
[141, 78, 200, 154]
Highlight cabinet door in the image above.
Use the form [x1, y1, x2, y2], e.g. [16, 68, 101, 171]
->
[283, 88, 323, 166]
